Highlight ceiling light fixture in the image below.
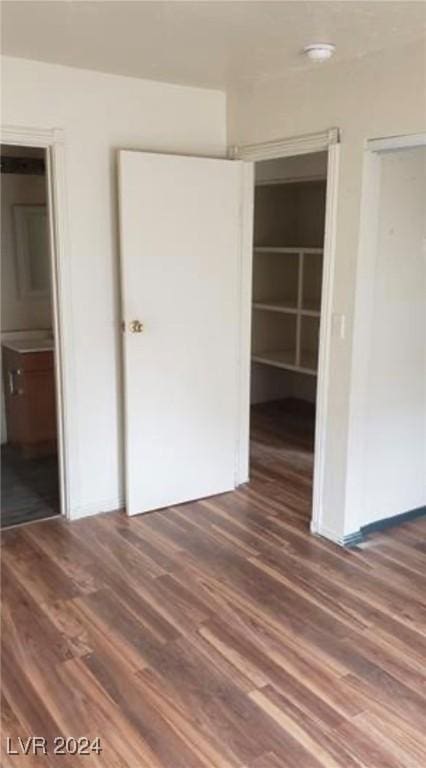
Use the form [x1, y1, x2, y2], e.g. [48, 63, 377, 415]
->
[303, 43, 336, 62]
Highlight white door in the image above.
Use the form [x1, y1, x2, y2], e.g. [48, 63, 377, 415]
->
[118, 151, 253, 515]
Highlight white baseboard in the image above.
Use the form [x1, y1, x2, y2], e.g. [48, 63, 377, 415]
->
[311, 521, 363, 548]
[69, 496, 125, 521]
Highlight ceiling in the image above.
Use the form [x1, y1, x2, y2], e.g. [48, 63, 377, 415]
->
[1, 1, 425, 90]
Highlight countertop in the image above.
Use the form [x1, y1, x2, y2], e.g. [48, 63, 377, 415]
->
[2, 338, 55, 354]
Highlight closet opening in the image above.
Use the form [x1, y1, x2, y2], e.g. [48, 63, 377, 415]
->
[1, 143, 62, 528]
[249, 151, 328, 525]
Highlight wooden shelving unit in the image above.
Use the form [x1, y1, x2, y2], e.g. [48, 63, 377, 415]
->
[250, 165, 327, 406]
[251, 177, 326, 381]
[252, 247, 322, 376]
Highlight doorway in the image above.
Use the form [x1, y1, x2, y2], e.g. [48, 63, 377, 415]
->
[249, 150, 329, 525]
[349, 137, 426, 531]
[1, 144, 61, 527]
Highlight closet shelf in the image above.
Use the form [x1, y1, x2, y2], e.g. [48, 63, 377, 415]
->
[254, 246, 323, 255]
[253, 300, 297, 314]
[251, 176, 325, 385]
[252, 350, 317, 376]
[253, 300, 320, 317]
[252, 349, 294, 369]
[255, 175, 327, 188]
[299, 350, 318, 374]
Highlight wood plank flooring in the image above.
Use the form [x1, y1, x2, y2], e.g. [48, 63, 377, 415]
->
[1, 401, 426, 766]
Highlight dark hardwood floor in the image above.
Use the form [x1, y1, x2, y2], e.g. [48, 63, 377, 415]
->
[1, 401, 426, 766]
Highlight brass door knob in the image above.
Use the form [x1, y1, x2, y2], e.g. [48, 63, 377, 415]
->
[129, 320, 144, 334]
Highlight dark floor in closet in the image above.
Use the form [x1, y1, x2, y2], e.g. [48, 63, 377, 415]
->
[1, 445, 59, 528]
[250, 398, 315, 513]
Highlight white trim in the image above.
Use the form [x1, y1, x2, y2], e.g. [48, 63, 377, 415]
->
[295, 251, 303, 368]
[344, 130, 425, 536]
[71, 496, 124, 521]
[232, 128, 339, 162]
[313, 524, 344, 547]
[235, 161, 254, 485]
[366, 131, 426, 153]
[46, 138, 72, 522]
[233, 129, 340, 540]
[1, 124, 71, 521]
[344, 151, 381, 537]
[310, 142, 340, 537]
[313, 524, 362, 548]
[1, 124, 64, 149]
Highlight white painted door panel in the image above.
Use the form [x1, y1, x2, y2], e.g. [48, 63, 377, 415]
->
[118, 151, 252, 515]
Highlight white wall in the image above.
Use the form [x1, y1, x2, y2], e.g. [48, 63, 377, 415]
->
[1, 56, 226, 518]
[1, 172, 52, 331]
[229, 39, 426, 539]
[251, 366, 317, 406]
[352, 147, 426, 527]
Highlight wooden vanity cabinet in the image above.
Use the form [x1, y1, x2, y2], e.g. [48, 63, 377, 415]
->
[2, 346, 57, 458]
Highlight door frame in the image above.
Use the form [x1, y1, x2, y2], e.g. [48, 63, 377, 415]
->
[1, 124, 71, 520]
[232, 128, 341, 535]
[344, 130, 426, 535]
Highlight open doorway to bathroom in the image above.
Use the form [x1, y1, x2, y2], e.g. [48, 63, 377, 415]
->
[1, 144, 60, 528]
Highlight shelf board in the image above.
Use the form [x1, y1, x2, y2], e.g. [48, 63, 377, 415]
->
[252, 350, 317, 376]
[301, 301, 321, 317]
[252, 349, 294, 368]
[255, 175, 327, 188]
[253, 300, 298, 315]
[253, 300, 320, 317]
[254, 246, 323, 255]
[299, 350, 318, 373]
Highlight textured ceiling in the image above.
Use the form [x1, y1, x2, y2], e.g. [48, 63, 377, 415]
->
[2, 1, 425, 89]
